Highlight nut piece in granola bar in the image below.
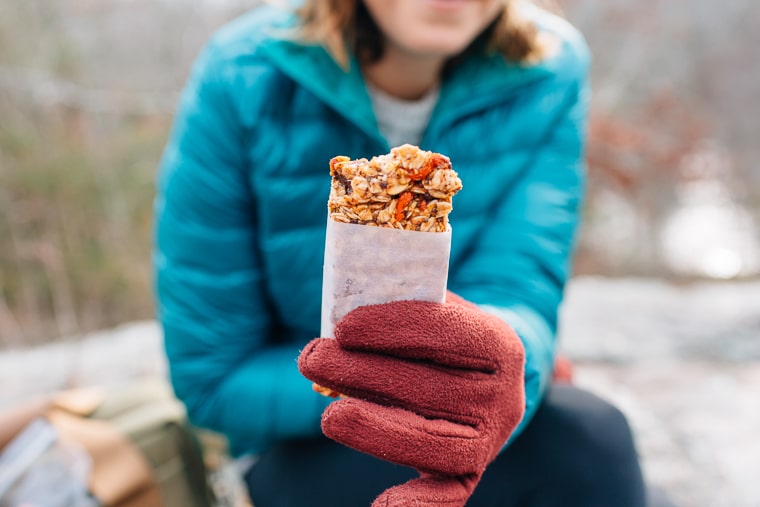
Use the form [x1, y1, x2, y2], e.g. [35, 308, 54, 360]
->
[327, 144, 462, 232]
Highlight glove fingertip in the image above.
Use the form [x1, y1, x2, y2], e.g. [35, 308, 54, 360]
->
[296, 339, 320, 376]
[370, 475, 473, 507]
[297, 337, 339, 379]
[320, 398, 357, 436]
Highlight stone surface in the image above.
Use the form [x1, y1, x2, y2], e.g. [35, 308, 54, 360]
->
[558, 277, 760, 363]
[2, 277, 759, 507]
[0, 321, 167, 408]
[557, 277, 760, 507]
[572, 361, 759, 507]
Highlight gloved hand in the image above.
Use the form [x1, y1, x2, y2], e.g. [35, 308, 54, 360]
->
[551, 354, 574, 384]
[298, 292, 526, 507]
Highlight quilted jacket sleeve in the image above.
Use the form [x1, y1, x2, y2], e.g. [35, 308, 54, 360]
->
[154, 42, 329, 455]
[453, 56, 590, 443]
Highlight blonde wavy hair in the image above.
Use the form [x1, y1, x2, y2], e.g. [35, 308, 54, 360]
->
[296, 0, 556, 69]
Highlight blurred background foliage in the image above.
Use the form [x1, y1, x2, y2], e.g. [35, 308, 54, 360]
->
[1, 0, 758, 346]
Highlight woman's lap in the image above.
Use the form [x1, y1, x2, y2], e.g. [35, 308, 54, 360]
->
[245, 384, 646, 507]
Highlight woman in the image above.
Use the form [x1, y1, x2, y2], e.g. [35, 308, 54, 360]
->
[154, 1, 647, 505]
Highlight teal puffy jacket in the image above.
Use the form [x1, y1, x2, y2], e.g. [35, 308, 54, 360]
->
[154, 5, 590, 456]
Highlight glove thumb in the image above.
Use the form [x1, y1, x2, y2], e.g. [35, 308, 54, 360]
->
[371, 472, 480, 507]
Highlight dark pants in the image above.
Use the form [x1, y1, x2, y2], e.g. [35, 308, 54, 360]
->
[246, 385, 647, 507]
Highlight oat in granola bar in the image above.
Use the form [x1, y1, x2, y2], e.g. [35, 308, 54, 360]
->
[327, 144, 462, 232]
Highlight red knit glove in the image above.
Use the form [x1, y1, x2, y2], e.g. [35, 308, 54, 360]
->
[298, 292, 525, 507]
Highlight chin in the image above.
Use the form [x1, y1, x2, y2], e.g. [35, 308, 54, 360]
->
[403, 32, 480, 59]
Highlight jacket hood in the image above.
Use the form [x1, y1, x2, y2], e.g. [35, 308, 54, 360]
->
[215, 3, 588, 144]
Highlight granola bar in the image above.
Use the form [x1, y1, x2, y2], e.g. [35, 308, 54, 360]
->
[328, 144, 462, 232]
[315, 146, 461, 398]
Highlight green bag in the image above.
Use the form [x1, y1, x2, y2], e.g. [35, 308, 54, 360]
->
[85, 379, 215, 507]
[0, 379, 236, 507]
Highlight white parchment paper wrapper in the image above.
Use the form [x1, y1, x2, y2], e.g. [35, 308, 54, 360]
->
[320, 219, 452, 337]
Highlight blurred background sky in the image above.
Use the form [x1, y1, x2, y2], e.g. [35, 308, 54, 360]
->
[1, 0, 759, 346]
